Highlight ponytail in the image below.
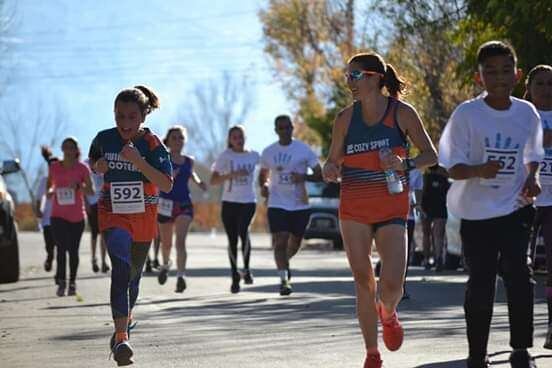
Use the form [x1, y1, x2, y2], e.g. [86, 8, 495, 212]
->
[383, 63, 407, 99]
[348, 52, 408, 99]
[114, 85, 160, 118]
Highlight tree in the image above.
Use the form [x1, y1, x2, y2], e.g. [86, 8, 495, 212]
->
[0, 100, 67, 204]
[374, 1, 474, 142]
[175, 71, 254, 165]
[259, 0, 381, 155]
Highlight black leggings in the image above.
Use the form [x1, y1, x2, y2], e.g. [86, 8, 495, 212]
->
[51, 217, 85, 284]
[42, 225, 56, 261]
[221, 201, 256, 277]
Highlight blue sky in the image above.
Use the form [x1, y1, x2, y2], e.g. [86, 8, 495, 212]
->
[1, 0, 289, 166]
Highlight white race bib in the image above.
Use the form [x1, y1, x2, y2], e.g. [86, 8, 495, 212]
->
[278, 173, 293, 185]
[540, 156, 552, 185]
[110, 181, 145, 214]
[56, 188, 75, 206]
[158, 197, 173, 217]
[480, 148, 519, 186]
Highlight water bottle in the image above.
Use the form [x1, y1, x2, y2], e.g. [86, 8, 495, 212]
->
[379, 148, 404, 195]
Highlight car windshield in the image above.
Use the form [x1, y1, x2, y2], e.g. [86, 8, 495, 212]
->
[306, 182, 340, 198]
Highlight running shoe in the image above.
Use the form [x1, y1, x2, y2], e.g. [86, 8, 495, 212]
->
[243, 270, 254, 285]
[112, 340, 134, 366]
[92, 258, 100, 273]
[544, 324, 552, 349]
[378, 302, 404, 351]
[110, 320, 137, 352]
[44, 258, 52, 272]
[158, 266, 169, 285]
[279, 280, 292, 296]
[67, 282, 76, 296]
[363, 353, 383, 368]
[509, 350, 536, 368]
[231, 274, 240, 294]
[101, 263, 110, 273]
[56, 282, 66, 297]
[466, 355, 490, 368]
[175, 277, 186, 293]
[152, 258, 160, 270]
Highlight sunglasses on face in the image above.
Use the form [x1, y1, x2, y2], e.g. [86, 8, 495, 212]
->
[345, 70, 383, 81]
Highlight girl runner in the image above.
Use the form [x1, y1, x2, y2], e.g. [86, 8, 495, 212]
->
[524, 64, 552, 350]
[48, 137, 95, 297]
[211, 125, 260, 293]
[323, 52, 437, 367]
[157, 125, 207, 292]
[89, 85, 172, 366]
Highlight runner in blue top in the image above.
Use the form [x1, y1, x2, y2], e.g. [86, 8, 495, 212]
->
[157, 125, 207, 292]
[88, 85, 173, 366]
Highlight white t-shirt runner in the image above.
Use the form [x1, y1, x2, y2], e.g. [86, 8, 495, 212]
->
[261, 140, 319, 211]
[439, 96, 543, 220]
[536, 109, 552, 206]
[212, 149, 260, 203]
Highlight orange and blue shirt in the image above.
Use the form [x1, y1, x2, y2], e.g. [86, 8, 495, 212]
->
[88, 127, 172, 242]
[340, 98, 409, 224]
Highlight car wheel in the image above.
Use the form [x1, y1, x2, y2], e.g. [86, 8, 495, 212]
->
[0, 220, 19, 283]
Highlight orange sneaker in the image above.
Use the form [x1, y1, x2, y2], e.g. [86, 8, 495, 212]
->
[378, 303, 404, 351]
[364, 353, 383, 368]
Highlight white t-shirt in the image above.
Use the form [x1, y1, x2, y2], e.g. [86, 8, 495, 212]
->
[35, 176, 52, 227]
[536, 110, 552, 206]
[261, 140, 319, 211]
[439, 97, 543, 220]
[408, 169, 423, 220]
[212, 149, 260, 203]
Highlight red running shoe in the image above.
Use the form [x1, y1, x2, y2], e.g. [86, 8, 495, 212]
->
[378, 303, 404, 351]
[364, 353, 383, 368]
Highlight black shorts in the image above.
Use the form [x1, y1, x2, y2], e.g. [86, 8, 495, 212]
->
[86, 203, 99, 237]
[267, 207, 311, 237]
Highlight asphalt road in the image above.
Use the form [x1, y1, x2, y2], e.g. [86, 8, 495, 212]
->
[1, 232, 551, 368]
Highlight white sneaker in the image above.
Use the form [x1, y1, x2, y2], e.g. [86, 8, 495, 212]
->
[544, 324, 552, 350]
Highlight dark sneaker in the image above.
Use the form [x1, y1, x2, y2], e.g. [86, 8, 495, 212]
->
[243, 270, 254, 285]
[231, 275, 240, 294]
[101, 263, 110, 273]
[509, 350, 536, 368]
[175, 277, 186, 293]
[152, 258, 160, 270]
[158, 266, 169, 285]
[44, 258, 53, 272]
[144, 259, 152, 273]
[466, 355, 490, 368]
[92, 258, 100, 273]
[279, 280, 292, 296]
[112, 340, 134, 366]
[67, 282, 76, 296]
[109, 321, 137, 351]
[56, 282, 66, 297]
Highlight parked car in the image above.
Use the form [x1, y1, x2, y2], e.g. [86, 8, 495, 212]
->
[304, 182, 343, 249]
[0, 159, 21, 283]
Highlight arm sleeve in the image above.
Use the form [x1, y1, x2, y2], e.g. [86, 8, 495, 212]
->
[306, 146, 319, 168]
[438, 105, 471, 170]
[523, 110, 545, 164]
[212, 152, 226, 173]
[260, 149, 270, 169]
[88, 135, 103, 161]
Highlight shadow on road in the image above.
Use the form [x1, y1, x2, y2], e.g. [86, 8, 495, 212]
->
[413, 358, 465, 368]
